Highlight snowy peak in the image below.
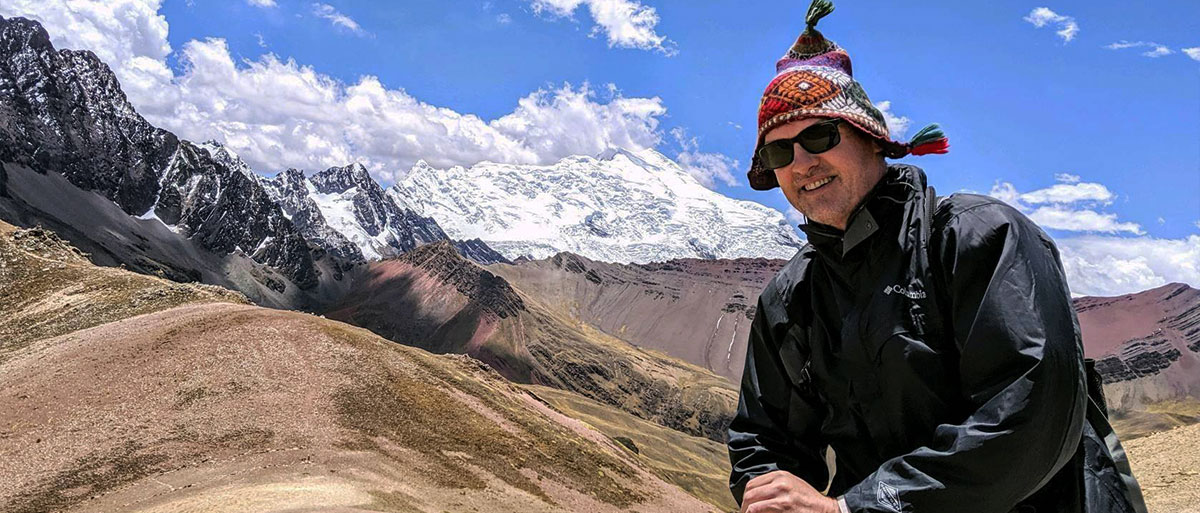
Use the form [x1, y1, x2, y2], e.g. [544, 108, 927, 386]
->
[310, 162, 375, 195]
[260, 163, 451, 262]
[197, 140, 255, 181]
[391, 150, 804, 264]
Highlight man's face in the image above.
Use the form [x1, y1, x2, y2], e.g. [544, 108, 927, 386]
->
[765, 117, 886, 230]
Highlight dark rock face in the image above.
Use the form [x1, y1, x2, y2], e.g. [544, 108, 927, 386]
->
[1094, 336, 1183, 384]
[311, 163, 447, 255]
[399, 240, 525, 319]
[0, 17, 178, 215]
[263, 168, 365, 274]
[0, 16, 332, 290]
[154, 142, 320, 289]
[451, 238, 512, 265]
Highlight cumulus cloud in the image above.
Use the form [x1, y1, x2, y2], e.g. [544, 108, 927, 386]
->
[530, 0, 676, 55]
[874, 100, 911, 139]
[988, 178, 1142, 234]
[312, 3, 367, 36]
[669, 127, 738, 190]
[985, 177, 1197, 295]
[1056, 235, 1200, 297]
[1185, 48, 1200, 61]
[1026, 206, 1142, 234]
[1054, 172, 1080, 183]
[247, 0, 276, 7]
[3, 0, 696, 186]
[1106, 40, 1173, 58]
[1019, 182, 1114, 204]
[1023, 7, 1079, 43]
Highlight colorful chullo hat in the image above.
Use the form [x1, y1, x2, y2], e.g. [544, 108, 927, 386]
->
[747, 0, 949, 191]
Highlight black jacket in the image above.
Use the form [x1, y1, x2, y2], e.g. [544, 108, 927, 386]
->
[727, 164, 1147, 513]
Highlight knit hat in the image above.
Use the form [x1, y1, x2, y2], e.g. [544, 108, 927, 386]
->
[747, 0, 949, 191]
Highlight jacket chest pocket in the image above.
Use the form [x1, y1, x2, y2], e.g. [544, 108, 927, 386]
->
[777, 323, 818, 399]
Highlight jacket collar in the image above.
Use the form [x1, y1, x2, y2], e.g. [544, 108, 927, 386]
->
[797, 163, 927, 260]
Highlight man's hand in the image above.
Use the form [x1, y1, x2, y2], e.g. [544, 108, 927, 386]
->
[739, 470, 840, 513]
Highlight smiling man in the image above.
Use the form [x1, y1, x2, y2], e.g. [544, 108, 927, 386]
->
[726, 2, 1148, 513]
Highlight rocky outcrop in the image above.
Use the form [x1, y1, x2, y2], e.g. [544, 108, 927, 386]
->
[399, 240, 524, 319]
[0, 16, 325, 290]
[153, 141, 319, 289]
[0, 17, 177, 215]
[452, 237, 511, 265]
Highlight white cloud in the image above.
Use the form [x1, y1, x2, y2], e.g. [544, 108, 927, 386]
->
[4, 0, 697, 186]
[1184, 47, 1200, 61]
[1105, 40, 1174, 58]
[312, 3, 367, 36]
[874, 100, 911, 139]
[1020, 182, 1114, 204]
[530, 0, 676, 55]
[988, 179, 1142, 234]
[669, 127, 738, 190]
[254, 32, 267, 48]
[1023, 7, 1079, 43]
[247, 0, 276, 7]
[1056, 235, 1200, 296]
[1026, 205, 1143, 234]
[497, 13, 512, 24]
[983, 178, 1200, 295]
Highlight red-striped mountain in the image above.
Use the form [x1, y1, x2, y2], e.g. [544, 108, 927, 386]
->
[489, 252, 1200, 438]
[323, 241, 738, 443]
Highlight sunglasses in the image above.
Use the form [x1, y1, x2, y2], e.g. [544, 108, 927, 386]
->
[757, 118, 844, 170]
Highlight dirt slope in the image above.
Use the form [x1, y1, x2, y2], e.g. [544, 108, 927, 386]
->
[0, 220, 246, 362]
[0, 302, 721, 513]
[326, 241, 739, 443]
[487, 252, 785, 382]
[1126, 421, 1200, 513]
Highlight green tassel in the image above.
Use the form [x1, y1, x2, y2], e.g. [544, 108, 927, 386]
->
[908, 123, 945, 147]
[805, 0, 835, 29]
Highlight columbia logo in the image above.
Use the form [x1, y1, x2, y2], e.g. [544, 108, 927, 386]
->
[876, 481, 904, 512]
[883, 284, 926, 299]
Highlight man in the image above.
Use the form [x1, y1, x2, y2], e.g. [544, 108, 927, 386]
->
[727, 2, 1149, 513]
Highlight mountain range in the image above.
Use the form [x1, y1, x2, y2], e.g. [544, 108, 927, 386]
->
[0, 15, 504, 308]
[391, 148, 805, 263]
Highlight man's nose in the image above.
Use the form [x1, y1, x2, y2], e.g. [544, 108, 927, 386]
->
[786, 142, 819, 176]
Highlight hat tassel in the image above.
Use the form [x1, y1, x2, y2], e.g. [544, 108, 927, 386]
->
[805, 0, 834, 30]
[906, 123, 949, 156]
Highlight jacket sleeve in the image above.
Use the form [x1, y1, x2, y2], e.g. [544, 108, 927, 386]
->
[728, 290, 830, 506]
[840, 202, 1086, 513]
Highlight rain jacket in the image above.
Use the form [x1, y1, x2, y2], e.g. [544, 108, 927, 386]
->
[728, 164, 1147, 513]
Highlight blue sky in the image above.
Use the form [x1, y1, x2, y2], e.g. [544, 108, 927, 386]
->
[1, 0, 1197, 295]
[152, 0, 1200, 240]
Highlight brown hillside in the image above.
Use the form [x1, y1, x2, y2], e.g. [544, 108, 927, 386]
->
[0, 220, 246, 362]
[487, 252, 785, 382]
[326, 241, 739, 443]
[0, 302, 722, 513]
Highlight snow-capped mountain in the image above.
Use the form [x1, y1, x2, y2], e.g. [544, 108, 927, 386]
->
[389, 147, 806, 263]
[263, 167, 366, 272]
[0, 15, 506, 303]
[305, 163, 447, 259]
[263, 164, 512, 267]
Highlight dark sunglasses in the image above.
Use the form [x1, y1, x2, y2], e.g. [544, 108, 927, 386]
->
[757, 118, 843, 170]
